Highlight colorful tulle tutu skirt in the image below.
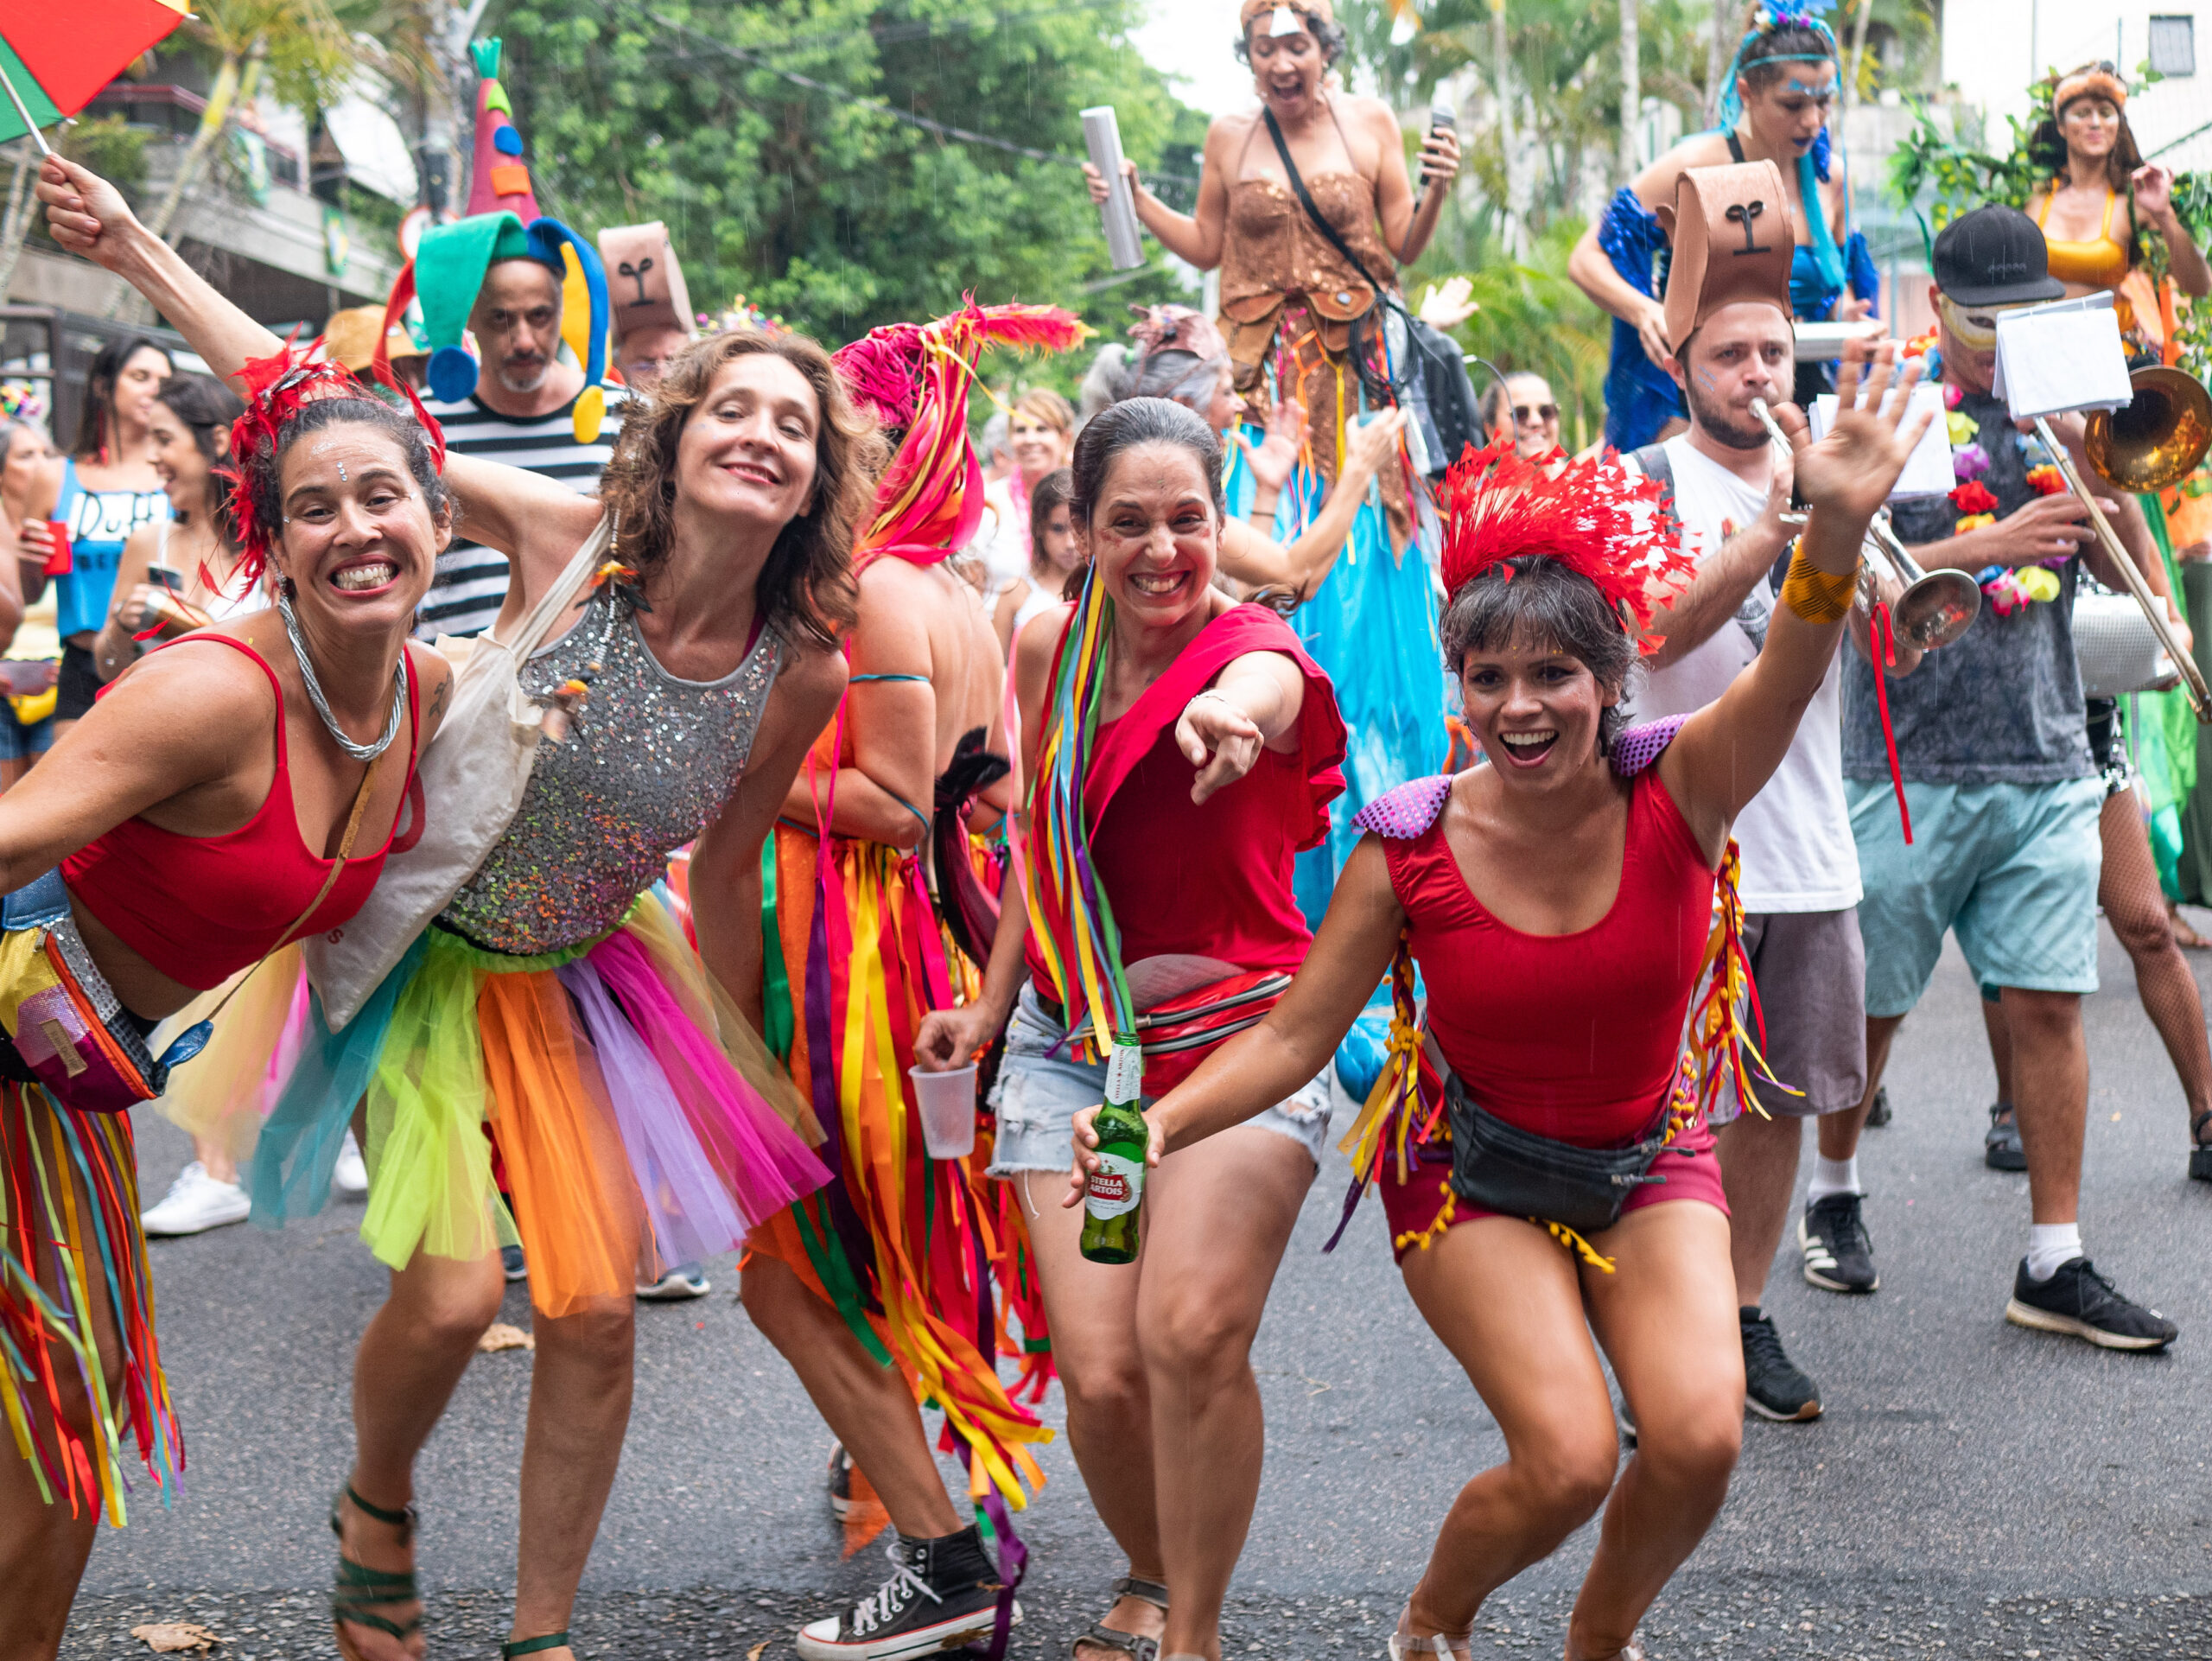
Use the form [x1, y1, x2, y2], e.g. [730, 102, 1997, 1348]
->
[212, 892, 828, 1319]
[0, 1081, 180, 1523]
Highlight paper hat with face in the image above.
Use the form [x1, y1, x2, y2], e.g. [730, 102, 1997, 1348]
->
[596, 222, 695, 344]
[376, 209, 612, 443]
[1655, 160, 1796, 353]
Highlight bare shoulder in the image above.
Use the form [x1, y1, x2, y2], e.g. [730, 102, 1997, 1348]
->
[1206, 110, 1260, 155]
[103, 632, 276, 735]
[1633, 132, 1734, 207]
[1344, 93, 1404, 137]
[1014, 601, 1075, 679]
[775, 631, 849, 711]
[405, 639, 455, 735]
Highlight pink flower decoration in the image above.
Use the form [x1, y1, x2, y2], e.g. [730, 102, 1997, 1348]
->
[1953, 442, 1990, 481]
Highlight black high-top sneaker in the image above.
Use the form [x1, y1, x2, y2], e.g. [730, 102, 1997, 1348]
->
[794, 1524, 1018, 1659]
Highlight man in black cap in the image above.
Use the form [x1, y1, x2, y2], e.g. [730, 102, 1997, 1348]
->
[1810, 204, 2183, 1351]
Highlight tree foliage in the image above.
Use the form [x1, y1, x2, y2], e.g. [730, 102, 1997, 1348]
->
[1338, 0, 1719, 235]
[487, 0, 1206, 360]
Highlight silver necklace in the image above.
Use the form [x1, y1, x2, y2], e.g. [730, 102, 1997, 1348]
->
[276, 589, 409, 763]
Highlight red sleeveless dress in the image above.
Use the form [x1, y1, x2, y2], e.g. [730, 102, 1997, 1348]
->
[1376, 767, 1730, 1260]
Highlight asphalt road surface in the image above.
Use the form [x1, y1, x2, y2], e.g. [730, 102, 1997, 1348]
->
[61, 926, 2212, 1659]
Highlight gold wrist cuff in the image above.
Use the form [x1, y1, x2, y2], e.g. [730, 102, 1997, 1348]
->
[1778, 544, 1860, 625]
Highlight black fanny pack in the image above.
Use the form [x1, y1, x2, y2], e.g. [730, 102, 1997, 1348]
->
[1442, 1068, 1681, 1237]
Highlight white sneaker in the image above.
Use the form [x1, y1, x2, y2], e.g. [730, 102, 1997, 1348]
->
[140, 1161, 251, 1237]
[334, 1130, 369, 1197]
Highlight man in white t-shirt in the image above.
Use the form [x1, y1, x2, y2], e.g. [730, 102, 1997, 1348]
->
[1626, 296, 1876, 1426]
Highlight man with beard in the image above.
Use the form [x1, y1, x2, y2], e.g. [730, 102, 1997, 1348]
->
[1624, 162, 1879, 1422]
[410, 42, 624, 640]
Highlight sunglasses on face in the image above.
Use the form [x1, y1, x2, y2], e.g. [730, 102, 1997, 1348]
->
[1514, 404, 1559, 425]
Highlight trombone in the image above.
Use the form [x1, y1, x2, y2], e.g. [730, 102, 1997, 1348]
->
[1749, 398, 1982, 650]
[2037, 366, 2212, 722]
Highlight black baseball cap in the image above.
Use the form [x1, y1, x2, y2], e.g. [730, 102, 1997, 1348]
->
[1932, 205, 2067, 308]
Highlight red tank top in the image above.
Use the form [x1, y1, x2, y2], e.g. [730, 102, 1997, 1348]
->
[1023, 606, 1346, 1014]
[1384, 769, 1715, 1147]
[62, 634, 423, 990]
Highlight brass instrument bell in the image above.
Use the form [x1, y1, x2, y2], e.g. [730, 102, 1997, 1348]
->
[2083, 366, 2212, 492]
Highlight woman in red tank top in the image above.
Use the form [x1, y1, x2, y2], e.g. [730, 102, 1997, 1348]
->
[913, 397, 1347, 1661]
[1072, 353, 1932, 1660]
[3, 159, 456, 1636]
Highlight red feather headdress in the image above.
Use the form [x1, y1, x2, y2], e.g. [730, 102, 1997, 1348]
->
[221, 332, 448, 587]
[1439, 438, 1694, 654]
[833, 299, 1087, 568]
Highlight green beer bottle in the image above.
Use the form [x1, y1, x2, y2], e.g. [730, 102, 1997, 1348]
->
[1079, 1036, 1148, 1264]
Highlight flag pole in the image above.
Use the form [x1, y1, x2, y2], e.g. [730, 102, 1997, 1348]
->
[0, 60, 52, 157]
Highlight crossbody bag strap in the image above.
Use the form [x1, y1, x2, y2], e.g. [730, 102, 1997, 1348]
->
[496, 512, 618, 662]
[199, 747, 385, 1023]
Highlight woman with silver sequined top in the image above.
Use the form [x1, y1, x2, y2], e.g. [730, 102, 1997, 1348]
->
[59, 160, 871, 1661]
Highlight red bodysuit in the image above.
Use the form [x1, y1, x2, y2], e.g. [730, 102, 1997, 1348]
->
[1371, 761, 1730, 1259]
[63, 634, 422, 992]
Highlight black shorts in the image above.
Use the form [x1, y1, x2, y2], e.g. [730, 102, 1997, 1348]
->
[55, 641, 99, 722]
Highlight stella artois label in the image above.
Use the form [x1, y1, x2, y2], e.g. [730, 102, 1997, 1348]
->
[1085, 1150, 1145, 1219]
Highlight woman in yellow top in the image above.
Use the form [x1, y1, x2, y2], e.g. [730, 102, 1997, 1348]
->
[2024, 61, 2210, 350]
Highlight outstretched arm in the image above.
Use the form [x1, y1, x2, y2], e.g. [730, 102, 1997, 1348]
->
[1659, 345, 1934, 864]
[1066, 833, 1402, 1191]
[1083, 114, 1236, 270]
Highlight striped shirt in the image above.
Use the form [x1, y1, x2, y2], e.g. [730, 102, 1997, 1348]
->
[415, 386, 627, 640]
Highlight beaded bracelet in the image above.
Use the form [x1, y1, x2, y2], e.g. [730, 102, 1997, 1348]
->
[1777, 544, 1860, 625]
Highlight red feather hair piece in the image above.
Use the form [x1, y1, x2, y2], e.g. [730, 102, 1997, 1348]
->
[834, 298, 1088, 568]
[1439, 437, 1694, 654]
[220, 332, 448, 587]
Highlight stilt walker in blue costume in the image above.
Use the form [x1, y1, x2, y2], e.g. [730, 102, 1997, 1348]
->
[1568, 0, 1882, 451]
[1084, 0, 1463, 923]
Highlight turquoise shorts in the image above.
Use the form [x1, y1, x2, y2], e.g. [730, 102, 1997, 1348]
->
[1848, 776, 2103, 1019]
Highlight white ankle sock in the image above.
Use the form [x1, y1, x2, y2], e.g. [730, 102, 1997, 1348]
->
[2025, 1223, 2083, 1282]
[1805, 1155, 1860, 1203]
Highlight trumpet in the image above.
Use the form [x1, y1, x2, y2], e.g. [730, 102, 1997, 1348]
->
[2037, 366, 2212, 722]
[1748, 398, 1981, 650]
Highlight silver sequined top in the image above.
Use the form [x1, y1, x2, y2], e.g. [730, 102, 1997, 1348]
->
[439, 589, 783, 955]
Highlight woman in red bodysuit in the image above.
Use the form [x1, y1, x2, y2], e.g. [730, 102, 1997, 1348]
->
[0, 157, 454, 1656]
[1070, 350, 1929, 1661]
[915, 397, 1347, 1661]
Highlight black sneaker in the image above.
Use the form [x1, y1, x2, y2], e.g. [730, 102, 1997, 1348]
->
[500, 1244, 527, 1282]
[2005, 1257, 2178, 1352]
[1984, 1102, 2027, 1171]
[1866, 1084, 1891, 1129]
[794, 1526, 1019, 1659]
[1799, 1193, 1878, 1294]
[827, 1443, 855, 1521]
[1739, 1308, 1821, 1422]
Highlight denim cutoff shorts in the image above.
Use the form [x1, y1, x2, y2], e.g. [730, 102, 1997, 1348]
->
[987, 983, 1333, 1176]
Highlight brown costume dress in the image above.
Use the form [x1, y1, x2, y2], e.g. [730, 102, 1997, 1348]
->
[1217, 107, 1414, 547]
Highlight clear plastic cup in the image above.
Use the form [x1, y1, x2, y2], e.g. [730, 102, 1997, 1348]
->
[907, 1063, 979, 1159]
